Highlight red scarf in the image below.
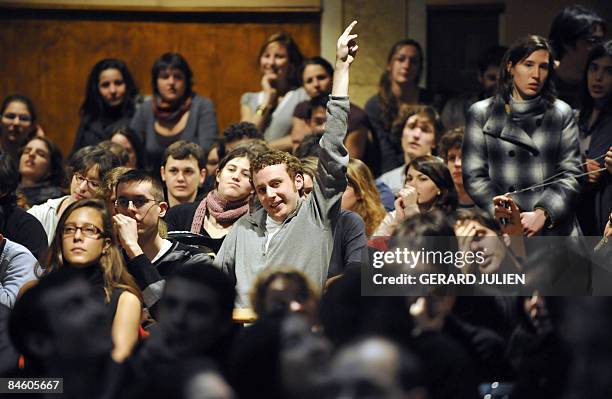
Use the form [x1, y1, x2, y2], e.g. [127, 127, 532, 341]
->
[152, 95, 192, 125]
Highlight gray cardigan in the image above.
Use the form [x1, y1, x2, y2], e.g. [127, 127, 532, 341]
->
[0, 238, 37, 308]
[130, 94, 218, 170]
[215, 97, 350, 307]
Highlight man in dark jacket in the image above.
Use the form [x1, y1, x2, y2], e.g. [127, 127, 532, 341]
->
[113, 170, 212, 319]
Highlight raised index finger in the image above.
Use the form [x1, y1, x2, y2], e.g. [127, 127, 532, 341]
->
[342, 20, 358, 37]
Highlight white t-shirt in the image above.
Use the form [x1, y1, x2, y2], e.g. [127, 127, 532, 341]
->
[265, 215, 283, 252]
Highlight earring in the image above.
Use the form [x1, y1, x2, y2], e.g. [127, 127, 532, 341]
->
[437, 191, 441, 196]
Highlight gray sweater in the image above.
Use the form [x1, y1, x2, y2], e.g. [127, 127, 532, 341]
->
[130, 94, 218, 170]
[215, 97, 350, 307]
[0, 238, 38, 308]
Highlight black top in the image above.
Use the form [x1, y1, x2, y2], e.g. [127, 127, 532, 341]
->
[364, 89, 439, 174]
[18, 183, 65, 208]
[164, 201, 226, 254]
[0, 204, 48, 261]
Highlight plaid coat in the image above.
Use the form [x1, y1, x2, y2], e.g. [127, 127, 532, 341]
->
[462, 97, 582, 235]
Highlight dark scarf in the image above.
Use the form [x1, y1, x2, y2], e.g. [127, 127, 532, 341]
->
[152, 95, 192, 125]
[508, 96, 546, 136]
[191, 190, 250, 233]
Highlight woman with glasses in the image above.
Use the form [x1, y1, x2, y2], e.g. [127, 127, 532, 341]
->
[37, 198, 142, 363]
[0, 95, 39, 160]
[28, 146, 122, 244]
[17, 136, 66, 208]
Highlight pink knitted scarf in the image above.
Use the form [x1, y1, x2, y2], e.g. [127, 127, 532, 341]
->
[190, 190, 250, 233]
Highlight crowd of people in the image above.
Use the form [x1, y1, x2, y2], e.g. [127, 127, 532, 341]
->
[1, 5, 612, 399]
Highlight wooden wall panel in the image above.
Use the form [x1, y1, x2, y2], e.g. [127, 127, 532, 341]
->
[0, 9, 320, 155]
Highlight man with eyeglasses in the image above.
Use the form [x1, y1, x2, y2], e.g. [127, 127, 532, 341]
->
[549, 5, 606, 108]
[113, 169, 213, 319]
[28, 145, 122, 244]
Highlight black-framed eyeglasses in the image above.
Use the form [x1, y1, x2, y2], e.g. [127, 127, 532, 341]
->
[115, 197, 158, 210]
[62, 223, 104, 239]
[74, 173, 101, 191]
[2, 112, 32, 123]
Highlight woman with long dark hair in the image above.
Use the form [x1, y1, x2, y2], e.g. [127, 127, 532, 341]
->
[72, 59, 139, 153]
[40, 199, 142, 362]
[576, 40, 612, 235]
[130, 52, 218, 171]
[463, 35, 582, 236]
[17, 136, 66, 208]
[365, 39, 438, 174]
[241, 32, 308, 151]
[0, 94, 39, 160]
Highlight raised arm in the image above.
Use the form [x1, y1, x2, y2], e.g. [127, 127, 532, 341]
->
[311, 21, 359, 221]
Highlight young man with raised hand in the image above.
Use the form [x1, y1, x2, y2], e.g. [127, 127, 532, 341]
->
[215, 21, 359, 307]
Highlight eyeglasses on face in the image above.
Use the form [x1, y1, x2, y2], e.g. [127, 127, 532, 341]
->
[74, 173, 101, 191]
[114, 197, 158, 210]
[2, 112, 32, 123]
[62, 223, 104, 239]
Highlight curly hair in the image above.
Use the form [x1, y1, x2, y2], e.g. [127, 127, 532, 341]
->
[223, 122, 263, 145]
[40, 199, 142, 304]
[438, 127, 464, 162]
[347, 158, 387, 237]
[251, 150, 303, 182]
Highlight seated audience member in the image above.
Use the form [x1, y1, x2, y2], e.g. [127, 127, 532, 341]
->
[301, 157, 367, 277]
[131, 52, 217, 173]
[438, 127, 475, 209]
[250, 268, 320, 323]
[343, 158, 387, 237]
[322, 337, 427, 399]
[441, 46, 507, 130]
[72, 58, 140, 153]
[377, 105, 442, 195]
[216, 22, 359, 307]
[28, 145, 122, 244]
[112, 170, 213, 318]
[291, 57, 369, 159]
[160, 140, 206, 207]
[165, 147, 256, 254]
[98, 140, 131, 166]
[294, 132, 323, 158]
[0, 94, 39, 160]
[365, 39, 441, 175]
[0, 154, 48, 260]
[374, 155, 457, 236]
[223, 122, 264, 151]
[0, 235, 37, 308]
[97, 166, 134, 215]
[549, 5, 606, 108]
[17, 136, 66, 208]
[110, 126, 147, 170]
[240, 31, 308, 151]
[37, 199, 142, 362]
[127, 263, 236, 395]
[182, 360, 236, 399]
[8, 268, 120, 397]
